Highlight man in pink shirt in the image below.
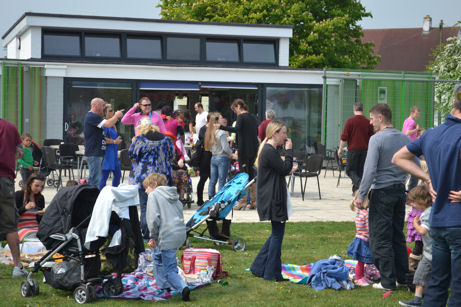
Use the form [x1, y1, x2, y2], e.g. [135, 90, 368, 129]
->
[402, 106, 420, 141]
[121, 97, 166, 136]
[402, 106, 421, 191]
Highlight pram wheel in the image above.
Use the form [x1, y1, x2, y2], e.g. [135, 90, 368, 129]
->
[20, 279, 39, 297]
[46, 179, 54, 187]
[74, 285, 95, 304]
[231, 238, 246, 252]
[102, 277, 123, 297]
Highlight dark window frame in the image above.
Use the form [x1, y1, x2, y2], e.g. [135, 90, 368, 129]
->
[205, 38, 241, 64]
[165, 35, 202, 62]
[242, 40, 277, 65]
[42, 29, 279, 66]
[42, 31, 82, 58]
[126, 34, 163, 60]
[83, 32, 122, 59]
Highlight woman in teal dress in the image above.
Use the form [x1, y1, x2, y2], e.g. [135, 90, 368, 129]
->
[99, 103, 122, 190]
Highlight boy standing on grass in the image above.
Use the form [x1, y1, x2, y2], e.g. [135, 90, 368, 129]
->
[144, 173, 190, 302]
[399, 185, 432, 307]
[17, 133, 36, 184]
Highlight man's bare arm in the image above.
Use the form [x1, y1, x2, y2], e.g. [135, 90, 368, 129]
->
[15, 145, 24, 160]
[392, 146, 430, 183]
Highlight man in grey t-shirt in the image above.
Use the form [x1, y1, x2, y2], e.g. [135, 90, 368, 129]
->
[355, 104, 410, 291]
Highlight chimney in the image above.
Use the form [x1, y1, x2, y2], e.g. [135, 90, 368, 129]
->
[423, 15, 432, 34]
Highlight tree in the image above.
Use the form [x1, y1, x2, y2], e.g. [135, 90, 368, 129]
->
[428, 30, 461, 116]
[159, 0, 380, 69]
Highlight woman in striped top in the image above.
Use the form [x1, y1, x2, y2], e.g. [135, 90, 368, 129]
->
[347, 192, 373, 287]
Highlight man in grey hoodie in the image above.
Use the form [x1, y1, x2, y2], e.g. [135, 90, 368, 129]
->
[355, 104, 411, 291]
[144, 173, 190, 301]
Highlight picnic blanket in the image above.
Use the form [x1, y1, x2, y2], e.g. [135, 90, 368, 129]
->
[95, 250, 210, 301]
[281, 259, 357, 284]
[94, 272, 173, 301]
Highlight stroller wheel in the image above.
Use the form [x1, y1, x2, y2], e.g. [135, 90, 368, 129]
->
[31, 279, 39, 296]
[20, 280, 32, 297]
[185, 239, 192, 249]
[102, 277, 123, 297]
[232, 238, 246, 252]
[46, 179, 54, 187]
[74, 285, 91, 304]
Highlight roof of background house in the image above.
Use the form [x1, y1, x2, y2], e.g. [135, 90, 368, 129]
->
[362, 27, 460, 72]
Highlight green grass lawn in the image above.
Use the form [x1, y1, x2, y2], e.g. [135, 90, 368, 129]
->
[0, 222, 415, 306]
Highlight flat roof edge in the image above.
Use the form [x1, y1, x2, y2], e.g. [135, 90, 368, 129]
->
[3, 12, 293, 40]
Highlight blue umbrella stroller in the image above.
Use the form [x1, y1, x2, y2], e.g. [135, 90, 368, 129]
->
[185, 172, 255, 252]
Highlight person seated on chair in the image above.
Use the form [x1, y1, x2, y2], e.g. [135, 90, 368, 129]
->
[15, 174, 46, 222]
[144, 173, 190, 302]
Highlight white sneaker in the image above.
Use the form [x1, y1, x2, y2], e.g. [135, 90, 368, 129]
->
[12, 265, 28, 278]
[372, 282, 394, 291]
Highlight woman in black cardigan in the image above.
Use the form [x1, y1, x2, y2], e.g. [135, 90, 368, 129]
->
[15, 174, 46, 223]
[219, 99, 259, 209]
[250, 119, 294, 281]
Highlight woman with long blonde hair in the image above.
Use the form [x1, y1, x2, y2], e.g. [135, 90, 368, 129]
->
[250, 119, 294, 282]
[205, 112, 232, 198]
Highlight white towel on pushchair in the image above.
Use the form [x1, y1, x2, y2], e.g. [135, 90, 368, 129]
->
[84, 185, 139, 249]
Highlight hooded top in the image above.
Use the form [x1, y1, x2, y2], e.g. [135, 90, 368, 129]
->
[146, 186, 186, 250]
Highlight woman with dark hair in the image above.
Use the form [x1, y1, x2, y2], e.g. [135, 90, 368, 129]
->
[219, 98, 259, 209]
[129, 117, 175, 240]
[161, 105, 185, 141]
[99, 103, 122, 190]
[250, 120, 293, 282]
[121, 97, 167, 136]
[15, 174, 46, 223]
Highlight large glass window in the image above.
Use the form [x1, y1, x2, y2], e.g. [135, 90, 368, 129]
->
[84, 35, 121, 57]
[166, 37, 200, 61]
[265, 86, 322, 153]
[206, 40, 239, 62]
[43, 33, 81, 56]
[243, 42, 276, 64]
[127, 37, 162, 59]
[64, 80, 133, 147]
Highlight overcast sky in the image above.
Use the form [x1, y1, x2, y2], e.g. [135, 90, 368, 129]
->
[1, 0, 460, 57]
[359, 0, 461, 29]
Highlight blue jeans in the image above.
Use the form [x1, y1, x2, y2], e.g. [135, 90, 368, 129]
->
[368, 184, 408, 289]
[152, 247, 187, 292]
[98, 164, 121, 190]
[423, 227, 461, 307]
[250, 221, 286, 281]
[138, 187, 149, 240]
[86, 156, 103, 188]
[208, 155, 229, 198]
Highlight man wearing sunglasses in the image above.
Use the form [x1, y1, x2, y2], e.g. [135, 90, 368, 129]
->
[121, 97, 166, 136]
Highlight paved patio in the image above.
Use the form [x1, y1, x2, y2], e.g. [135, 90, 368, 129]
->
[20, 168, 357, 223]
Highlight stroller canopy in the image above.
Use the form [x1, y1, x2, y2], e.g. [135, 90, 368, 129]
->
[37, 185, 100, 250]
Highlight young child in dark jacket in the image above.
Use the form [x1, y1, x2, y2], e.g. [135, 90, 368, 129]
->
[144, 173, 190, 302]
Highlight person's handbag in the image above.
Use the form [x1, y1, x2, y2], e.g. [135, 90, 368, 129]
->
[181, 248, 227, 279]
[189, 141, 203, 167]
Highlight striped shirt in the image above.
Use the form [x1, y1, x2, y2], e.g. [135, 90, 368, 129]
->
[355, 209, 369, 242]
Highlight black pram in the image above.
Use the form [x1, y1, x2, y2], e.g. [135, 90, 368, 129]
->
[20, 184, 144, 304]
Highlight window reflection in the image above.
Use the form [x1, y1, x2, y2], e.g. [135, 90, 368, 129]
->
[65, 81, 133, 148]
[265, 86, 322, 152]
